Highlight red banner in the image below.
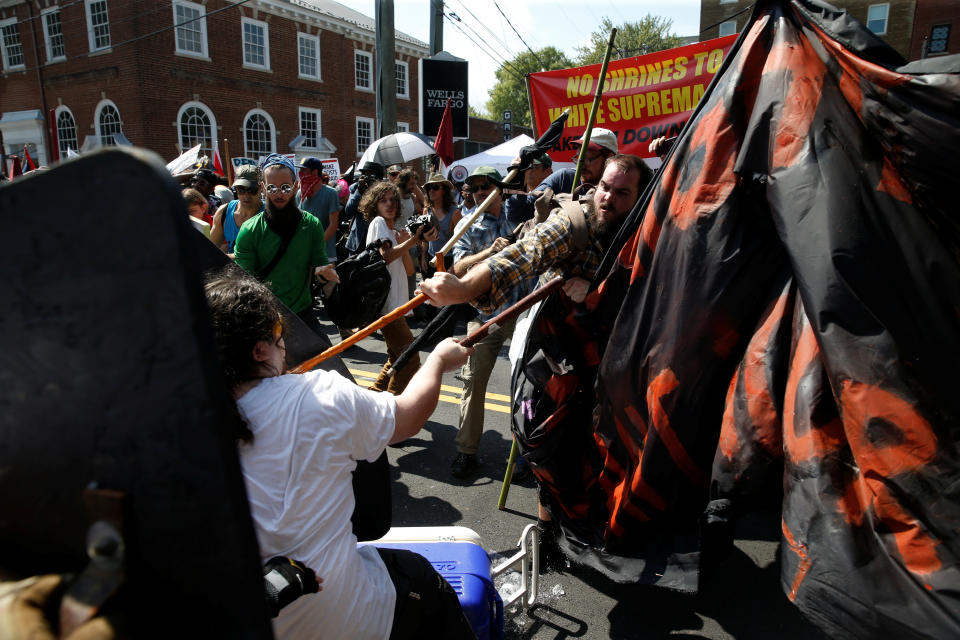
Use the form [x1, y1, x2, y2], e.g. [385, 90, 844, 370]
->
[528, 35, 737, 161]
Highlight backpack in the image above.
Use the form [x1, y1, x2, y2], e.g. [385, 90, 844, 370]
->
[319, 239, 391, 329]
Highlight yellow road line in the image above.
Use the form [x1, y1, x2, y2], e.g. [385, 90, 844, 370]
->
[349, 368, 511, 413]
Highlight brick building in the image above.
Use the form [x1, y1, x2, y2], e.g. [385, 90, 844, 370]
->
[0, 0, 431, 169]
[699, 0, 959, 61]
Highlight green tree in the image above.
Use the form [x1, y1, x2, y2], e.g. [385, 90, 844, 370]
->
[575, 16, 683, 65]
[485, 47, 572, 128]
[468, 105, 488, 119]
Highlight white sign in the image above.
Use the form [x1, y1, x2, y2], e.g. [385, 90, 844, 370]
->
[321, 158, 341, 182]
[166, 144, 202, 175]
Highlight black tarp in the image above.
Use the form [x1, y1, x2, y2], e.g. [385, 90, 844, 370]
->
[512, 1, 960, 637]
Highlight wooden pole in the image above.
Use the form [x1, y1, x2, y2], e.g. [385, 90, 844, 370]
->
[571, 28, 618, 192]
[429, 166, 521, 267]
[223, 138, 233, 184]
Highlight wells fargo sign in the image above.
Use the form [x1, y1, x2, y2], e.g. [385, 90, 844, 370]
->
[528, 35, 736, 160]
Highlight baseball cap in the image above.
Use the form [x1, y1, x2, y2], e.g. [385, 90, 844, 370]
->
[297, 157, 324, 171]
[573, 128, 618, 154]
[465, 166, 503, 185]
[233, 165, 260, 189]
[531, 153, 553, 168]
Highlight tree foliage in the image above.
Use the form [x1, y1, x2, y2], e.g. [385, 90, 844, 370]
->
[484, 47, 572, 128]
[575, 16, 683, 65]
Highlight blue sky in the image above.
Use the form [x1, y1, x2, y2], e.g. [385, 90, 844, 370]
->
[355, 0, 704, 112]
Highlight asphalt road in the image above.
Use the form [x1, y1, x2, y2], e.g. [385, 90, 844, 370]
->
[318, 310, 826, 640]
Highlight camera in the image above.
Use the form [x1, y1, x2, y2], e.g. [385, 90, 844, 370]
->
[406, 214, 437, 237]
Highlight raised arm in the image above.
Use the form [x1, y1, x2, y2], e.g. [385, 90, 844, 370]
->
[391, 338, 472, 443]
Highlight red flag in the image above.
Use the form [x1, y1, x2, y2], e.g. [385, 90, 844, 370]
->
[212, 146, 225, 177]
[433, 99, 454, 167]
[23, 146, 36, 171]
[10, 156, 22, 178]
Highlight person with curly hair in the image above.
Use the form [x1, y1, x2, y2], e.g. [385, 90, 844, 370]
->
[361, 181, 437, 394]
[204, 272, 475, 639]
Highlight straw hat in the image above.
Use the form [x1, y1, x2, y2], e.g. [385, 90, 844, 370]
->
[422, 173, 454, 191]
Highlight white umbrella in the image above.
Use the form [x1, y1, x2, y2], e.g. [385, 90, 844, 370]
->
[359, 132, 436, 167]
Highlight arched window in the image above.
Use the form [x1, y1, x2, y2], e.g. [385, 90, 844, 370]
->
[244, 109, 275, 158]
[177, 101, 217, 158]
[95, 100, 123, 146]
[56, 106, 78, 156]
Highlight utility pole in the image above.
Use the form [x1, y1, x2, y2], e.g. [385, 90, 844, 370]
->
[375, 0, 397, 137]
[430, 0, 443, 55]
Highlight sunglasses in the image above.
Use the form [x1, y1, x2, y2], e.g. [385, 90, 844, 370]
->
[388, 171, 401, 177]
[265, 183, 294, 195]
[467, 182, 494, 193]
[234, 185, 258, 195]
[571, 152, 605, 163]
[425, 183, 444, 191]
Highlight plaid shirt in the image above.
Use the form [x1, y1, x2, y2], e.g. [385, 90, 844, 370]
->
[454, 211, 530, 320]
[474, 208, 604, 315]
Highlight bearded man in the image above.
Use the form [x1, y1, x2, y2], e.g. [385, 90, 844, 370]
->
[234, 154, 337, 336]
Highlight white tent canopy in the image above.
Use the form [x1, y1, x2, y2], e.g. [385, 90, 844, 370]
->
[447, 135, 574, 183]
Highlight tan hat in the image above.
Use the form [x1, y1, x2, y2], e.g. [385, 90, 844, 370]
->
[574, 127, 618, 154]
[422, 173, 454, 191]
[233, 164, 260, 189]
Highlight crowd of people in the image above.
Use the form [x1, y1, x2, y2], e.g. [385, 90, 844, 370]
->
[171, 129, 656, 637]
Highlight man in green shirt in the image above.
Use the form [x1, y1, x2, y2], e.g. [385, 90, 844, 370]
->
[234, 154, 337, 336]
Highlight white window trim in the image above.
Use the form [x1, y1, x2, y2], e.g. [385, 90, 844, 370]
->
[241, 17, 270, 71]
[298, 106, 323, 149]
[297, 32, 321, 81]
[85, 0, 111, 54]
[866, 3, 889, 36]
[718, 20, 737, 37]
[55, 105, 78, 154]
[94, 98, 122, 143]
[172, 0, 208, 59]
[176, 100, 218, 154]
[354, 49, 373, 92]
[356, 116, 374, 155]
[1, 17, 25, 71]
[396, 121, 410, 133]
[41, 8, 66, 63]
[395, 59, 409, 99]
[243, 108, 277, 158]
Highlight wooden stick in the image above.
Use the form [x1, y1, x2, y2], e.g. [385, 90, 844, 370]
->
[288, 293, 428, 374]
[498, 440, 520, 510]
[459, 276, 562, 349]
[429, 166, 521, 267]
[571, 28, 618, 193]
[223, 138, 233, 185]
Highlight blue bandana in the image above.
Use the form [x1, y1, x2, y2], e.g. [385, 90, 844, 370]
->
[260, 153, 297, 176]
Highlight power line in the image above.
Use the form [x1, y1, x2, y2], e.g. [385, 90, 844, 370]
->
[443, 9, 512, 70]
[442, 12, 523, 82]
[492, 0, 546, 69]
[443, 10, 524, 81]
[448, 0, 514, 57]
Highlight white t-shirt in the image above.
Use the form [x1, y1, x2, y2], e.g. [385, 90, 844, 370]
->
[366, 216, 409, 314]
[237, 370, 398, 640]
[399, 193, 416, 227]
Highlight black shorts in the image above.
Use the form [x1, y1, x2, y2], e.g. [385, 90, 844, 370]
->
[375, 547, 477, 640]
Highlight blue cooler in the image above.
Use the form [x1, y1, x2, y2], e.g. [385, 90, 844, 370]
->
[366, 530, 504, 640]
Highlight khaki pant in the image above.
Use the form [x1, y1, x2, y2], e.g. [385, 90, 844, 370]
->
[455, 317, 516, 455]
[371, 317, 420, 395]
